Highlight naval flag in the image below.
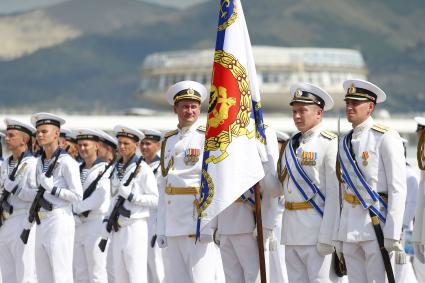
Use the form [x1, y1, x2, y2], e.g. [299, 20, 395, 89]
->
[197, 0, 267, 235]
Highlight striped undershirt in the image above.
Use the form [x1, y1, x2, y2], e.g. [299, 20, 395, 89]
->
[8, 160, 18, 175]
[117, 163, 124, 180]
[80, 168, 89, 184]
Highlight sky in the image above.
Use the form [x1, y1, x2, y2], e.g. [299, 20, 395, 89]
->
[0, 0, 207, 14]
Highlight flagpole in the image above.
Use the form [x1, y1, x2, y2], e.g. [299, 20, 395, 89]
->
[254, 182, 267, 283]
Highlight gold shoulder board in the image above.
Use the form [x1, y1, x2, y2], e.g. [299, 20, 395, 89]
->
[321, 130, 337, 140]
[372, 124, 389, 134]
[197, 126, 206, 132]
[164, 129, 178, 138]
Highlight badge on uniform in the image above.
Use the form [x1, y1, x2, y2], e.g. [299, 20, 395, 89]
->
[300, 151, 317, 166]
[362, 151, 369, 166]
[184, 148, 200, 165]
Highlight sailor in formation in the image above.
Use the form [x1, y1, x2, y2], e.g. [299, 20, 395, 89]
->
[103, 125, 158, 282]
[266, 130, 289, 283]
[394, 137, 419, 282]
[72, 129, 111, 283]
[140, 128, 165, 283]
[336, 79, 406, 283]
[31, 112, 83, 283]
[0, 118, 38, 283]
[156, 80, 220, 283]
[266, 82, 339, 282]
[413, 116, 425, 282]
[97, 130, 117, 163]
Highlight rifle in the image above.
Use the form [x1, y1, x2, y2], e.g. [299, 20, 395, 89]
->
[81, 159, 115, 217]
[0, 152, 25, 227]
[98, 156, 143, 252]
[20, 147, 65, 244]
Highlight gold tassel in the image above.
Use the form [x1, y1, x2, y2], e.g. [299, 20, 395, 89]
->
[336, 158, 345, 184]
[418, 130, 425, 170]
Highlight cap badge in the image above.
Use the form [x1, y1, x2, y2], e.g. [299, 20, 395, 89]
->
[295, 89, 303, 97]
[348, 84, 356, 94]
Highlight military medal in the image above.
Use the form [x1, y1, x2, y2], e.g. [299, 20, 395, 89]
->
[300, 151, 317, 166]
[184, 148, 200, 165]
[362, 151, 369, 166]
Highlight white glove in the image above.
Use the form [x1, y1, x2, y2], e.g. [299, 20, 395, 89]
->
[333, 240, 343, 254]
[317, 242, 334, 256]
[384, 238, 404, 253]
[157, 235, 167, 248]
[118, 185, 132, 200]
[3, 178, 18, 193]
[199, 234, 213, 244]
[414, 242, 425, 264]
[39, 175, 54, 192]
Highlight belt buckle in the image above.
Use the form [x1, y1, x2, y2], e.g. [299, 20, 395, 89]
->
[165, 186, 172, 194]
[38, 211, 46, 221]
[2, 212, 10, 220]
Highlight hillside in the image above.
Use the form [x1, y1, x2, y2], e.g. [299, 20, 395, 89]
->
[0, 0, 424, 113]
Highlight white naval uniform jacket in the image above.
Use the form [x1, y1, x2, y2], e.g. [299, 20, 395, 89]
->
[157, 122, 215, 237]
[413, 163, 425, 244]
[337, 117, 407, 242]
[403, 164, 419, 230]
[279, 123, 339, 246]
[109, 155, 158, 219]
[217, 126, 280, 235]
[72, 159, 111, 218]
[36, 150, 83, 208]
[0, 151, 37, 211]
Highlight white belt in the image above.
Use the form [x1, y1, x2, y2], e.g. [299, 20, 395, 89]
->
[2, 208, 27, 221]
[38, 206, 71, 221]
[80, 213, 104, 223]
[117, 216, 145, 228]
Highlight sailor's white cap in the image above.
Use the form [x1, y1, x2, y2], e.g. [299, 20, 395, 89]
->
[113, 125, 145, 142]
[31, 112, 65, 128]
[140, 128, 162, 141]
[275, 131, 290, 142]
[415, 116, 425, 132]
[97, 130, 118, 149]
[289, 82, 334, 111]
[165, 80, 207, 105]
[4, 118, 36, 137]
[76, 128, 102, 141]
[343, 79, 386, 104]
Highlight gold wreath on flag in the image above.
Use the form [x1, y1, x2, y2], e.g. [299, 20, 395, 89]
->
[204, 50, 255, 165]
[218, 0, 238, 31]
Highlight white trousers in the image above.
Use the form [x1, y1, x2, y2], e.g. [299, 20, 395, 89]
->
[0, 214, 37, 283]
[35, 209, 75, 283]
[343, 240, 389, 283]
[163, 236, 219, 283]
[220, 233, 260, 283]
[285, 245, 336, 283]
[147, 214, 164, 283]
[395, 255, 418, 283]
[266, 219, 288, 283]
[73, 218, 108, 283]
[112, 218, 148, 283]
[412, 257, 425, 283]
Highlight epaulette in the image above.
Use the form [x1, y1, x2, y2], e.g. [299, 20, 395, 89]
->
[164, 129, 178, 138]
[320, 130, 337, 140]
[372, 123, 389, 134]
[197, 126, 206, 132]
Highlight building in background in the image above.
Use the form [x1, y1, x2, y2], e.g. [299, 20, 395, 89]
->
[138, 45, 368, 111]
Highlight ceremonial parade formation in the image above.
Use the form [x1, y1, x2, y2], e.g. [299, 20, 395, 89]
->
[0, 0, 424, 283]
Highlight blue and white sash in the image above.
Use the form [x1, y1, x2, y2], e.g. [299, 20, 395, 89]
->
[284, 138, 325, 216]
[338, 133, 387, 223]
